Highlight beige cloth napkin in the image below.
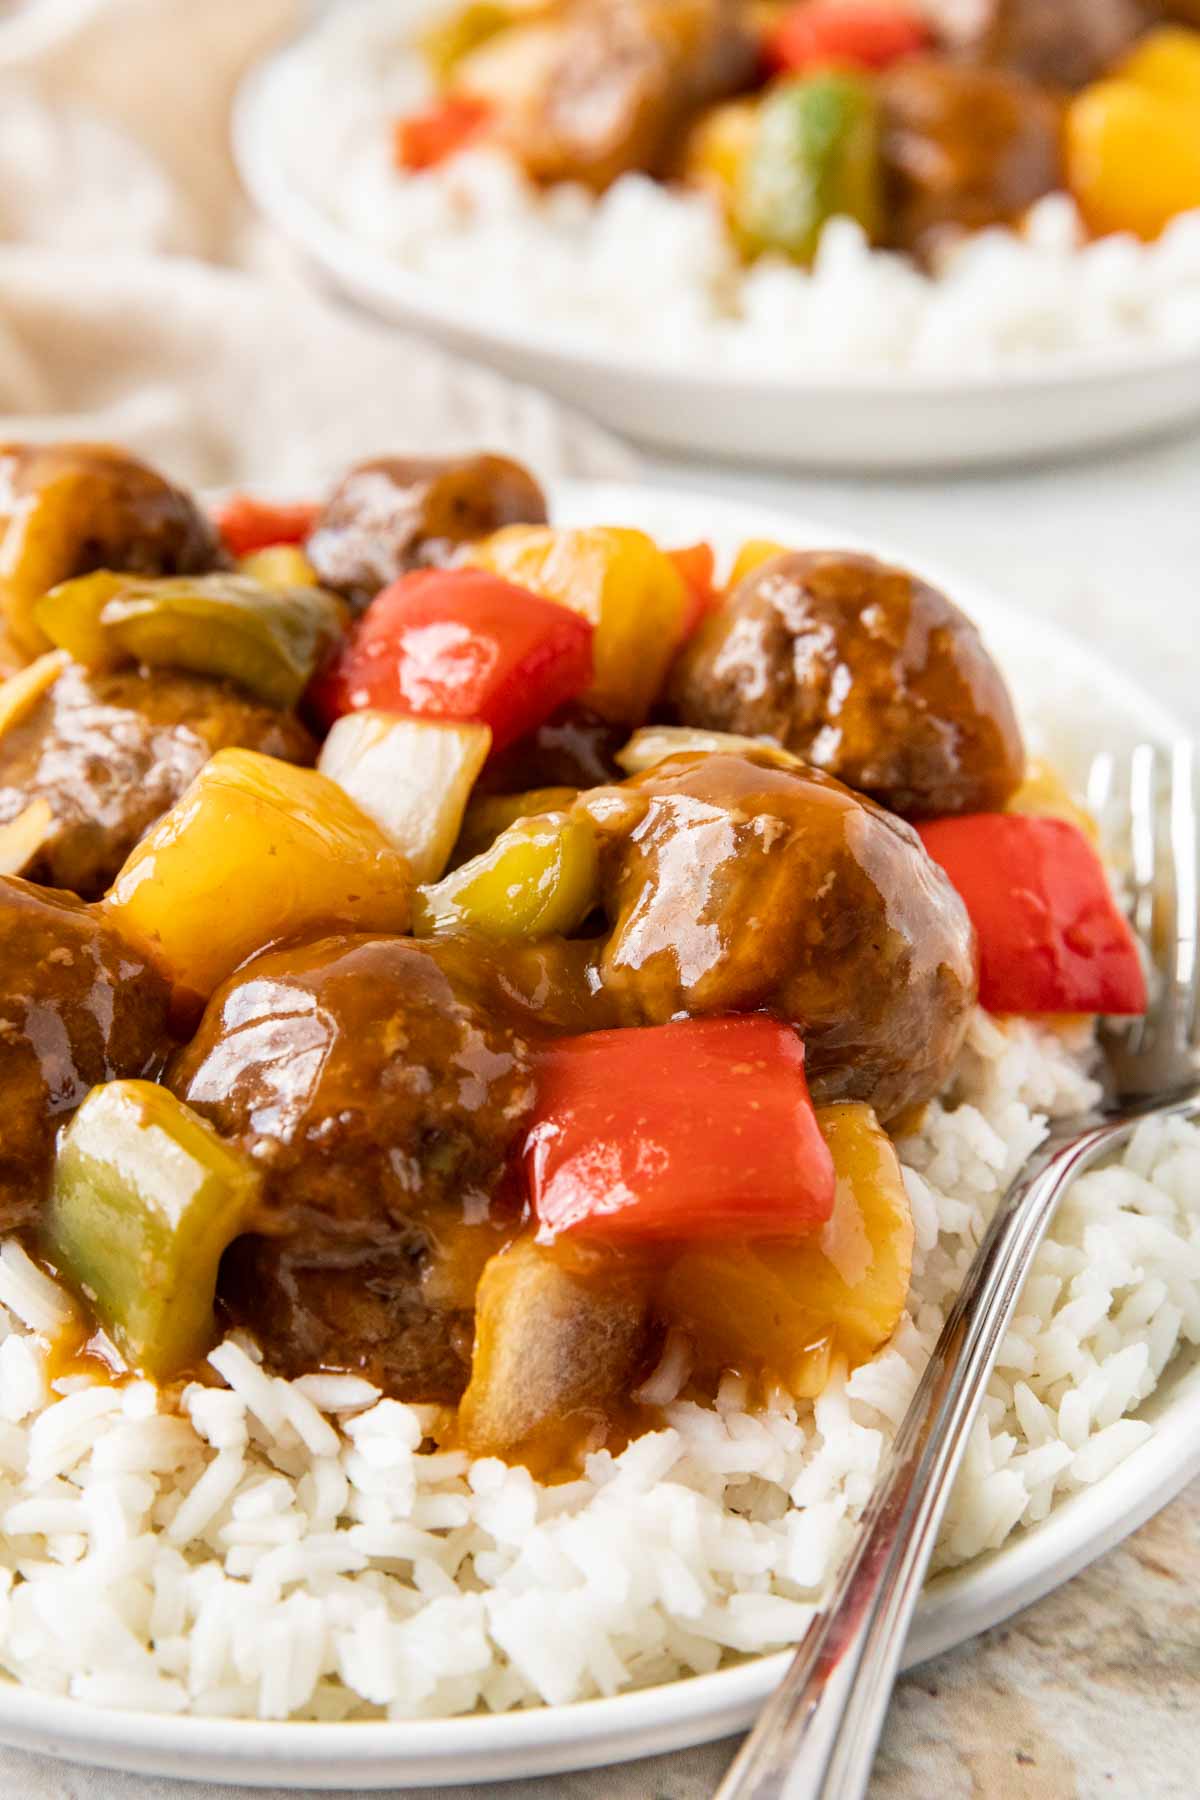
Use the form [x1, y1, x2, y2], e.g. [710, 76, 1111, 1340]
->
[0, 246, 636, 489]
[0, 0, 297, 260]
[0, 0, 636, 487]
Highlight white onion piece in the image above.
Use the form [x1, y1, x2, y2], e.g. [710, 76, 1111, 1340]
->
[615, 724, 791, 776]
[0, 649, 68, 742]
[318, 711, 491, 885]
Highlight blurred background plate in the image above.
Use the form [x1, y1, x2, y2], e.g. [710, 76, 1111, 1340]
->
[235, 44, 1200, 474]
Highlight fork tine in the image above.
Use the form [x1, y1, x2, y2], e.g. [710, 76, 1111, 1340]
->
[1086, 749, 1116, 821]
[1116, 743, 1161, 1058]
[1128, 742, 1159, 953]
[1169, 740, 1199, 1051]
[1092, 739, 1200, 1101]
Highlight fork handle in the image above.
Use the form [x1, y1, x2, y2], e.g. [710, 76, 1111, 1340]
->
[715, 1114, 1132, 1800]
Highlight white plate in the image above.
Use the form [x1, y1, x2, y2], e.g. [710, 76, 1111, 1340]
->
[233, 48, 1200, 474]
[0, 480, 1193, 1789]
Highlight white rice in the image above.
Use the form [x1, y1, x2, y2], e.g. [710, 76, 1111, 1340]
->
[0, 1010, 1196, 1720]
[271, 0, 1200, 377]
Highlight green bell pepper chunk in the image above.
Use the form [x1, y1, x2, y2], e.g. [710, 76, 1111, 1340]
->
[454, 785, 579, 867]
[414, 809, 599, 941]
[31, 571, 129, 669]
[43, 1081, 262, 1379]
[736, 73, 881, 266]
[34, 573, 344, 709]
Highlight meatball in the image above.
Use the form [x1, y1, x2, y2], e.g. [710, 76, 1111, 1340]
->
[478, 703, 626, 795]
[306, 454, 548, 611]
[468, 0, 758, 191]
[879, 58, 1062, 259]
[667, 550, 1025, 819]
[944, 0, 1154, 90]
[0, 663, 317, 899]
[421, 933, 619, 1037]
[0, 443, 222, 659]
[0, 877, 172, 1229]
[586, 751, 977, 1121]
[171, 936, 538, 1400]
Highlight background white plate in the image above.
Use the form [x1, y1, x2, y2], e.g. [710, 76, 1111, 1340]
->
[234, 49, 1200, 474]
[0, 480, 1193, 1790]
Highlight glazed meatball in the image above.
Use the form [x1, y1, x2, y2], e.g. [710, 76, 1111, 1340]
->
[879, 58, 1062, 259]
[667, 550, 1025, 819]
[479, 703, 626, 795]
[467, 0, 758, 192]
[0, 663, 317, 899]
[306, 454, 548, 611]
[0, 443, 222, 659]
[171, 936, 538, 1400]
[421, 933, 619, 1037]
[0, 877, 172, 1229]
[586, 751, 977, 1121]
[946, 0, 1154, 90]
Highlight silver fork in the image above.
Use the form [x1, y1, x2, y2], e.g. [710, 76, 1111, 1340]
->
[717, 740, 1200, 1800]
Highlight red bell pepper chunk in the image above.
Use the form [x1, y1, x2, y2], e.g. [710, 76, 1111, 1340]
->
[916, 814, 1147, 1017]
[394, 95, 492, 172]
[525, 1016, 836, 1245]
[766, 3, 930, 75]
[213, 495, 319, 560]
[309, 567, 594, 753]
[668, 542, 719, 636]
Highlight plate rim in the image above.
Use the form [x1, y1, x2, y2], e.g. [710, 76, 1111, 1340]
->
[0, 476, 1192, 1789]
[233, 42, 1200, 403]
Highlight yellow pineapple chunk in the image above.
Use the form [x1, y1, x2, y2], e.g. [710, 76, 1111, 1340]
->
[658, 1100, 914, 1391]
[785, 1102, 916, 1363]
[658, 1248, 835, 1398]
[727, 537, 790, 591]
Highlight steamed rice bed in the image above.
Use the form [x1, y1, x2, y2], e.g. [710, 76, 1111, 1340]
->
[0, 1009, 1195, 1720]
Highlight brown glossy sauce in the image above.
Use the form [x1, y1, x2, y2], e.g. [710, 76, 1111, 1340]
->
[41, 1310, 126, 1388]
